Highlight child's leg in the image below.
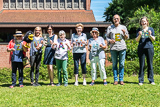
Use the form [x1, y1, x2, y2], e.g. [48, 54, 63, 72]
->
[18, 62, 23, 85]
[62, 60, 68, 84]
[98, 58, 107, 81]
[30, 55, 36, 83]
[11, 62, 18, 86]
[56, 59, 62, 84]
[35, 54, 42, 83]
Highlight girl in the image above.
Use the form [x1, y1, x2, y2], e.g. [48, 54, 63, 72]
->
[52, 30, 71, 87]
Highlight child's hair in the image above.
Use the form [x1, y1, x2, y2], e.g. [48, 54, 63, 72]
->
[59, 30, 66, 37]
[76, 23, 84, 29]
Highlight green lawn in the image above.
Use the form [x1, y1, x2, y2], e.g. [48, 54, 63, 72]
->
[0, 75, 160, 107]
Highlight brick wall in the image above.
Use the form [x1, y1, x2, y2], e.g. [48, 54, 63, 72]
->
[0, 44, 11, 68]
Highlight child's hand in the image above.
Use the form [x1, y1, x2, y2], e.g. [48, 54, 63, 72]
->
[11, 48, 15, 51]
[148, 30, 152, 36]
[100, 44, 103, 47]
[65, 43, 69, 46]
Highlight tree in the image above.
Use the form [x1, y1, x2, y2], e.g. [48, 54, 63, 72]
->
[103, 0, 160, 24]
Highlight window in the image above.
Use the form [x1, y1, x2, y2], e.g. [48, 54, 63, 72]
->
[46, 0, 51, 8]
[67, 0, 72, 8]
[3, 0, 9, 9]
[10, 0, 16, 8]
[81, 0, 85, 9]
[25, 0, 30, 8]
[17, 0, 23, 8]
[74, 0, 79, 8]
[60, 0, 65, 8]
[53, 0, 58, 8]
[32, 0, 37, 8]
[39, 0, 44, 8]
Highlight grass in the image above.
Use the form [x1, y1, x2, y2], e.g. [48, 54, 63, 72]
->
[0, 75, 160, 107]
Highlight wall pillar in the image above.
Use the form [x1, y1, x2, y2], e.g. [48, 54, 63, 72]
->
[86, 0, 90, 10]
[0, 0, 3, 11]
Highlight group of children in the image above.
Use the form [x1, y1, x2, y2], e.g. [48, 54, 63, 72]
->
[7, 23, 108, 88]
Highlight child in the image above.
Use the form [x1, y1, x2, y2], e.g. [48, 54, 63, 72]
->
[88, 27, 107, 86]
[52, 30, 71, 87]
[7, 31, 28, 88]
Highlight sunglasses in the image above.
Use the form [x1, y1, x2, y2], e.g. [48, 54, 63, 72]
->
[48, 29, 52, 30]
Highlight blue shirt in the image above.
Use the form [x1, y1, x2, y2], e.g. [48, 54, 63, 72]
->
[136, 27, 155, 49]
[11, 41, 23, 62]
[88, 36, 106, 60]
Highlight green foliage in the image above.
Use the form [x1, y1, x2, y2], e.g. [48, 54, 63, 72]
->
[104, 0, 160, 24]
[0, 68, 11, 83]
[126, 39, 138, 61]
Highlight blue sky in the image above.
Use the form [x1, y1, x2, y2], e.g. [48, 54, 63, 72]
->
[91, 0, 112, 21]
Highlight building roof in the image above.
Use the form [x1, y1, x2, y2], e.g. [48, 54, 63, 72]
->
[0, 10, 95, 23]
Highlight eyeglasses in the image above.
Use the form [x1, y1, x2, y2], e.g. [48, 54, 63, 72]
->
[113, 18, 119, 20]
[48, 29, 52, 30]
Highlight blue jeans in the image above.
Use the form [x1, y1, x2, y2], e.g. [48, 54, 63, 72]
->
[110, 50, 126, 82]
[138, 48, 154, 83]
[73, 53, 86, 74]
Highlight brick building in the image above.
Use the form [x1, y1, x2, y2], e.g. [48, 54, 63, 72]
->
[0, 0, 111, 68]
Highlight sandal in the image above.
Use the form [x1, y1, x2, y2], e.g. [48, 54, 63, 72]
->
[48, 83, 55, 86]
[90, 82, 95, 86]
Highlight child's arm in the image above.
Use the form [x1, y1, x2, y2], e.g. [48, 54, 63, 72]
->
[65, 40, 72, 50]
[7, 39, 15, 52]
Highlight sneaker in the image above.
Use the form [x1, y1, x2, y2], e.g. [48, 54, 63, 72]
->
[32, 82, 41, 86]
[90, 82, 94, 86]
[74, 81, 78, 86]
[139, 83, 143, 85]
[20, 85, 24, 88]
[9, 85, 15, 88]
[56, 83, 61, 86]
[83, 80, 87, 86]
[104, 82, 107, 86]
[64, 84, 68, 87]
[151, 82, 155, 85]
